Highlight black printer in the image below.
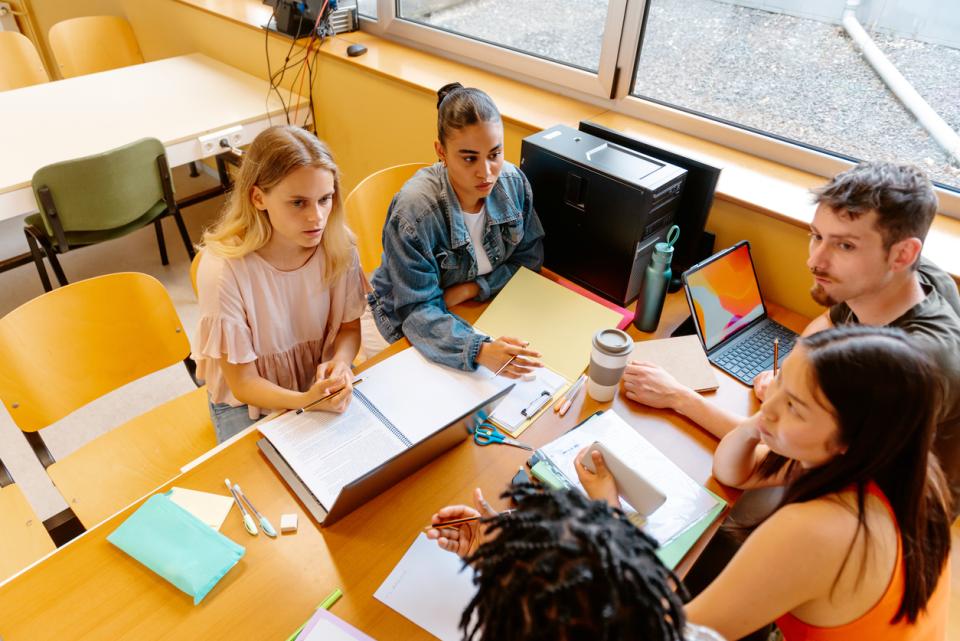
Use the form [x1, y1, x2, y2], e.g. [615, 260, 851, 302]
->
[520, 125, 687, 305]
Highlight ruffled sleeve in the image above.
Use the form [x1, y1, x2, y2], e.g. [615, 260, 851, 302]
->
[192, 252, 258, 366]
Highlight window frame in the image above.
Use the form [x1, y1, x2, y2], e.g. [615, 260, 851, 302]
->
[360, 0, 960, 218]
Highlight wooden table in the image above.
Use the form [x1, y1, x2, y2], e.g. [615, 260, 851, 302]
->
[0, 53, 306, 223]
[0, 293, 808, 641]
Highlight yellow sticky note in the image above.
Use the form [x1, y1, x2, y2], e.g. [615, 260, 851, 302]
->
[474, 268, 623, 381]
[168, 487, 234, 531]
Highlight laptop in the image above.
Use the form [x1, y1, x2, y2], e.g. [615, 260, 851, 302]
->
[257, 385, 512, 527]
[682, 240, 797, 386]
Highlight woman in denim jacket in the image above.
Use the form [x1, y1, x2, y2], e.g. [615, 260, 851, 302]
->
[367, 83, 545, 376]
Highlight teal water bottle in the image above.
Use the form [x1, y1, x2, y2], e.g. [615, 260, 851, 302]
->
[634, 225, 680, 333]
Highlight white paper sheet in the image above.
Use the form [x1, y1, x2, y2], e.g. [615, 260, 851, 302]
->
[538, 411, 719, 546]
[374, 534, 477, 641]
[168, 487, 234, 530]
[258, 401, 405, 509]
[359, 347, 511, 444]
[490, 366, 567, 431]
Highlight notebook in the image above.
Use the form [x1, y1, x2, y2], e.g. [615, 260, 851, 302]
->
[682, 240, 797, 386]
[531, 410, 724, 547]
[258, 348, 513, 526]
[630, 335, 719, 393]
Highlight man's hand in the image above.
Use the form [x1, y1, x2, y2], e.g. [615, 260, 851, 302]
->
[621, 360, 689, 409]
[426, 488, 499, 558]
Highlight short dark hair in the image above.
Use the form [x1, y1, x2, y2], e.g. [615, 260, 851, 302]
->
[812, 161, 938, 249]
[436, 82, 501, 145]
[461, 484, 688, 641]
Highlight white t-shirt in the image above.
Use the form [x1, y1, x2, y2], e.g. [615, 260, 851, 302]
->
[462, 205, 493, 276]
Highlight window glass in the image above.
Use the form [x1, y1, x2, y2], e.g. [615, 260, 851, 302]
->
[396, 0, 611, 72]
[632, 0, 960, 190]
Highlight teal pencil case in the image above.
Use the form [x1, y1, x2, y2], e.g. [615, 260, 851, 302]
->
[107, 492, 245, 604]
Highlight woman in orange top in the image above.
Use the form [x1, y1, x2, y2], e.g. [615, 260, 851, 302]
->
[579, 325, 952, 640]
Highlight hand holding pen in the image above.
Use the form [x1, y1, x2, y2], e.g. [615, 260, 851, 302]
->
[425, 488, 499, 559]
[478, 336, 543, 378]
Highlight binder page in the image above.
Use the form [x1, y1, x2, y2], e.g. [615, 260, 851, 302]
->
[359, 347, 511, 444]
[258, 402, 405, 509]
[538, 411, 719, 546]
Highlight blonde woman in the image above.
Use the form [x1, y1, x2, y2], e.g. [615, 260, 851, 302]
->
[193, 126, 367, 442]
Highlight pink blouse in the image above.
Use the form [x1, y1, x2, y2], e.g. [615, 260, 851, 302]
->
[192, 247, 367, 419]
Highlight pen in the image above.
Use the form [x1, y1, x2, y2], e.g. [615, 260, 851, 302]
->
[773, 338, 779, 377]
[553, 374, 587, 412]
[559, 375, 587, 417]
[296, 377, 364, 414]
[493, 354, 517, 377]
[225, 478, 258, 536]
[234, 483, 277, 537]
[424, 509, 516, 531]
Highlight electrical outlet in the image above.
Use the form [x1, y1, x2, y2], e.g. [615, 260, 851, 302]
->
[198, 126, 243, 156]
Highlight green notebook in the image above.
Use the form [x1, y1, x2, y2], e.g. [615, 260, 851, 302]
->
[656, 488, 726, 570]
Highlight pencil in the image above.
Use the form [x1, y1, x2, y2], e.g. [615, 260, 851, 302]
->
[493, 354, 517, 377]
[773, 339, 779, 377]
[424, 509, 516, 531]
[296, 377, 364, 414]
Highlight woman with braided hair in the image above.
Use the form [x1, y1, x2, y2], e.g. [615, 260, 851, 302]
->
[426, 485, 725, 641]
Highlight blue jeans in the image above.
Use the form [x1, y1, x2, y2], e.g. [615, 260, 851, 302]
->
[208, 401, 258, 443]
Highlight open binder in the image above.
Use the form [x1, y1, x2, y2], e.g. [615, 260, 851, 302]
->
[257, 348, 513, 526]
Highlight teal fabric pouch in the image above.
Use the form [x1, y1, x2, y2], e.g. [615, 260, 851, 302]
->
[107, 492, 245, 604]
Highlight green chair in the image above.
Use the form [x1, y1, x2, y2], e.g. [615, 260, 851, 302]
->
[24, 137, 196, 292]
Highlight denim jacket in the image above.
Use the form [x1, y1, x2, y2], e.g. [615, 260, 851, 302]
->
[368, 161, 544, 370]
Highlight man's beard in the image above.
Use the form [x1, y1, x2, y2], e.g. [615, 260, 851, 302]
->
[810, 282, 838, 307]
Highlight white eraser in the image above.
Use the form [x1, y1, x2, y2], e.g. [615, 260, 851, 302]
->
[280, 513, 298, 534]
[521, 373, 536, 382]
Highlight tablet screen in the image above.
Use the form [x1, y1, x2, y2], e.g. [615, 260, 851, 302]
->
[685, 243, 765, 351]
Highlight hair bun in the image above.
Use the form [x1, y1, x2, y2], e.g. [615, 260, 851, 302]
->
[437, 82, 465, 109]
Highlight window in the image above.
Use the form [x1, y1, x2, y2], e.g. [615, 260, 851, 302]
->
[366, 0, 960, 213]
[358, 0, 376, 18]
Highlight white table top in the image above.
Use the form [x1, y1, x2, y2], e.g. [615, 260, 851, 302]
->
[0, 53, 304, 220]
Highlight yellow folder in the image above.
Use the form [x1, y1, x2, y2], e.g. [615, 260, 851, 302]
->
[474, 268, 624, 381]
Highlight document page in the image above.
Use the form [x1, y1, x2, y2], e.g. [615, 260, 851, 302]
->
[359, 347, 511, 444]
[539, 411, 719, 546]
[374, 534, 476, 641]
[258, 402, 405, 509]
[491, 366, 568, 432]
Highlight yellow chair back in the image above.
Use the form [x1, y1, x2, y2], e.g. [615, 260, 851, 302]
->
[0, 481, 55, 581]
[48, 16, 143, 78]
[0, 272, 191, 432]
[0, 32, 48, 91]
[345, 163, 429, 274]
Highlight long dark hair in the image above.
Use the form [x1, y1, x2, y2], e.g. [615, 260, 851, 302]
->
[461, 484, 688, 641]
[436, 82, 500, 145]
[756, 325, 951, 622]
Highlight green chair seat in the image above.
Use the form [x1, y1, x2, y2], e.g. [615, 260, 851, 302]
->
[25, 200, 168, 247]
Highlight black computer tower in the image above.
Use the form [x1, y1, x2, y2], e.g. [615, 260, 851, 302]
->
[520, 125, 687, 305]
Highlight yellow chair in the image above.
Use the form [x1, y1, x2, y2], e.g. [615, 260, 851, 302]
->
[0, 459, 55, 582]
[0, 32, 48, 91]
[0, 272, 215, 529]
[48, 16, 143, 78]
[190, 248, 204, 298]
[344, 163, 429, 274]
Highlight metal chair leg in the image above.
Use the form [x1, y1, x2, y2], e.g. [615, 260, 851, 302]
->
[41, 236, 68, 287]
[24, 227, 52, 293]
[154, 219, 169, 266]
[172, 210, 196, 259]
[188, 161, 200, 177]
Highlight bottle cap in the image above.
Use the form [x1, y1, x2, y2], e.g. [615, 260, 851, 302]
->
[651, 224, 680, 266]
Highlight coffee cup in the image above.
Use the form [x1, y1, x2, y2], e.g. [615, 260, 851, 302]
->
[587, 328, 633, 402]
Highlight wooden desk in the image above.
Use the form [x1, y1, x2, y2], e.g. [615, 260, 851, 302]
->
[0, 53, 306, 223]
[0, 294, 807, 641]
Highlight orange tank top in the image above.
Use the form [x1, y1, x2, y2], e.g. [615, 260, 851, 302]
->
[776, 482, 950, 641]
